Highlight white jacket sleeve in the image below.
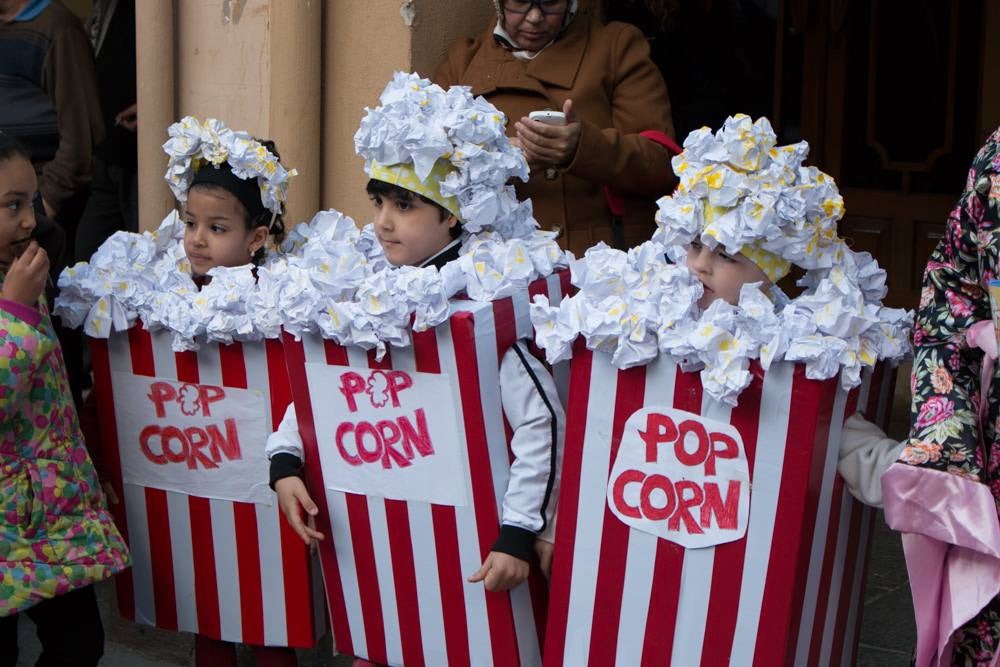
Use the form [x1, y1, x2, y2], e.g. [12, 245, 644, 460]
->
[493, 340, 566, 560]
[837, 413, 904, 508]
[266, 403, 304, 462]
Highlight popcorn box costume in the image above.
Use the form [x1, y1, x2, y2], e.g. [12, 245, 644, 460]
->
[530, 116, 912, 666]
[272, 73, 570, 666]
[53, 120, 325, 647]
[283, 272, 568, 667]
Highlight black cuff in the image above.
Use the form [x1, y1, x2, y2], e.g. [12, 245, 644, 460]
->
[269, 453, 304, 491]
[491, 524, 537, 562]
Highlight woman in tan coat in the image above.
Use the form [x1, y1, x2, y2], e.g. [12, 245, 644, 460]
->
[433, 0, 677, 256]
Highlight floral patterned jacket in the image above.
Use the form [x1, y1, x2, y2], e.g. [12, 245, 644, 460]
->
[0, 275, 129, 616]
[882, 129, 1000, 665]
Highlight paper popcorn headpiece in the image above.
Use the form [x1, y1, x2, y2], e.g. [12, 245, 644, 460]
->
[270, 210, 568, 358]
[163, 116, 296, 215]
[54, 212, 290, 351]
[529, 115, 913, 406]
[655, 114, 846, 275]
[55, 207, 569, 357]
[370, 159, 462, 221]
[354, 71, 536, 238]
[740, 242, 791, 283]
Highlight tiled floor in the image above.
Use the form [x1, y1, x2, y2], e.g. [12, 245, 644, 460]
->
[855, 360, 917, 666]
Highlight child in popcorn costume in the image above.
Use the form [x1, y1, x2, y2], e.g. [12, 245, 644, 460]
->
[267, 74, 567, 618]
[531, 113, 911, 501]
[54, 118, 300, 667]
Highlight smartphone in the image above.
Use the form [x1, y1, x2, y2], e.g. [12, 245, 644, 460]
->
[529, 110, 567, 126]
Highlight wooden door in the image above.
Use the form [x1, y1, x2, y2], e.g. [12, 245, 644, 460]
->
[784, 0, 986, 309]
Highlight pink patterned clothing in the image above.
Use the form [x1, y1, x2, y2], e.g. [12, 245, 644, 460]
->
[0, 269, 129, 617]
[883, 128, 1000, 665]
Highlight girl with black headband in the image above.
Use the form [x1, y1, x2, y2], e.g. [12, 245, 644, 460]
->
[182, 141, 286, 284]
[161, 119, 299, 666]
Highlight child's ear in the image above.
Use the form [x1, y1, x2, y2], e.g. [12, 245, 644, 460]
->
[445, 214, 459, 230]
[248, 225, 269, 254]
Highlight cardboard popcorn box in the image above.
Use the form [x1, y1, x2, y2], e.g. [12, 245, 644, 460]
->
[90, 329, 325, 647]
[282, 271, 569, 667]
[543, 344, 895, 667]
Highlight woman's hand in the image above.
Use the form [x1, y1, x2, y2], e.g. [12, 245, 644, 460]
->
[514, 99, 582, 168]
[2, 241, 48, 307]
[275, 476, 325, 546]
[468, 551, 530, 592]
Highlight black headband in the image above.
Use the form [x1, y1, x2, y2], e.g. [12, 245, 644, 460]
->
[190, 162, 268, 224]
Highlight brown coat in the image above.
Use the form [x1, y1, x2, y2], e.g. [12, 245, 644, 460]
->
[433, 15, 676, 256]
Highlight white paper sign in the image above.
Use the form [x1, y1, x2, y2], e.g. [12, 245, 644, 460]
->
[113, 372, 272, 505]
[607, 406, 750, 548]
[305, 363, 468, 507]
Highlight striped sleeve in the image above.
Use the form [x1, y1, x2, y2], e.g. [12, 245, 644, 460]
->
[492, 340, 566, 560]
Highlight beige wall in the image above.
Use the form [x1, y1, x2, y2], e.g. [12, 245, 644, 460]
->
[321, 0, 413, 229]
[320, 0, 493, 228]
[176, 1, 271, 134]
[137, 0, 494, 232]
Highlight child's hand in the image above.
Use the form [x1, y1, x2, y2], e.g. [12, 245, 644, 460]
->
[275, 477, 325, 545]
[535, 538, 554, 578]
[468, 551, 530, 592]
[2, 241, 48, 307]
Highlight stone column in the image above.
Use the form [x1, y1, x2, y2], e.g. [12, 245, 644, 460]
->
[136, 0, 177, 231]
[137, 0, 496, 230]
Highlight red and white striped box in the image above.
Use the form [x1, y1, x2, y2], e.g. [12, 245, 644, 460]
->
[90, 329, 325, 647]
[282, 271, 569, 667]
[543, 344, 895, 666]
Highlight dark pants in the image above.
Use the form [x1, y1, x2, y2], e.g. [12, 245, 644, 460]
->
[0, 585, 105, 667]
[75, 157, 138, 263]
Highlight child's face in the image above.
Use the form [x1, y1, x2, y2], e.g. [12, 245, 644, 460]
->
[183, 188, 267, 277]
[371, 192, 457, 267]
[687, 239, 770, 309]
[0, 156, 38, 265]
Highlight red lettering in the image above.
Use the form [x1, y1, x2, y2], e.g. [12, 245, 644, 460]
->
[354, 422, 382, 464]
[207, 418, 241, 462]
[330, 410, 435, 470]
[640, 474, 676, 521]
[399, 408, 433, 458]
[386, 371, 413, 408]
[638, 412, 678, 463]
[160, 426, 188, 464]
[611, 469, 645, 519]
[139, 425, 167, 464]
[674, 419, 709, 469]
[137, 418, 244, 471]
[700, 479, 741, 530]
[336, 422, 361, 466]
[667, 480, 704, 534]
[376, 420, 410, 469]
[197, 385, 226, 417]
[148, 382, 176, 418]
[339, 371, 366, 413]
[706, 432, 739, 476]
[184, 426, 217, 469]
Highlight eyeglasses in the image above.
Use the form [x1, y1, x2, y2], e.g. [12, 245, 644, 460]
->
[502, 0, 568, 16]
